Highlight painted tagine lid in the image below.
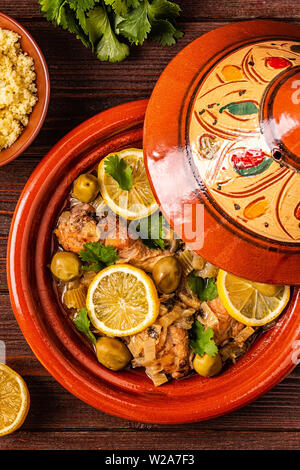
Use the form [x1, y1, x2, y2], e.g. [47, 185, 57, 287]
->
[144, 20, 300, 285]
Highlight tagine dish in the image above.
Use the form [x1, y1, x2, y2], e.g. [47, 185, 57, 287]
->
[50, 147, 291, 386]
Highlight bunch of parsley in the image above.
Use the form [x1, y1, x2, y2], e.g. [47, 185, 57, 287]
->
[39, 0, 183, 62]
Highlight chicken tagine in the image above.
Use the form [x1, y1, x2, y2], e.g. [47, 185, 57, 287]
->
[50, 148, 291, 386]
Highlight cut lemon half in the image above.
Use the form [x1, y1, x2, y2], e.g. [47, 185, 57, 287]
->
[0, 363, 30, 436]
[98, 148, 158, 220]
[86, 264, 160, 336]
[217, 269, 290, 326]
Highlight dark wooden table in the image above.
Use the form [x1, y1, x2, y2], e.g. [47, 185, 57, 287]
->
[0, 0, 299, 451]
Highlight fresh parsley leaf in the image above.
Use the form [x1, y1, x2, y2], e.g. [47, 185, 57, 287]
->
[69, 0, 98, 11]
[79, 241, 119, 272]
[126, 0, 142, 7]
[68, 2, 90, 38]
[104, 154, 133, 190]
[103, 0, 128, 15]
[188, 273, 218, 301]
[188, 273, 205, 297]
[61, 3, 91, 47]
[118, 0, 182, 46]
[117, 0, 182, 46]
[148, 0, 182, 45]
[85, 5, 103, 43]
[148, 0, 181, 19]
[190, 320, 218, 358]
[96, 23, 130, 62]
[73, 308, 97, 345]
[39, 0, 64, 23]
[118, 1, 151, 45]
[39, 0, 90, 47]
[150, 18, 182, 45]
[143, 236, 165, 250]
[86, 6, 130, 61]
[104, 0, 142, 15]
[137, 212, 165, 250]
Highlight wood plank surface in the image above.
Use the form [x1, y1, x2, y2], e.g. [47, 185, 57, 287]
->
[0, 0, 299, 451]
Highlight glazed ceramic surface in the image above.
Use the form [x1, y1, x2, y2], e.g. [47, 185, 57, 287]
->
[8, 100, 300, 423]
[0, 12, 49, 166]
[144, 20, 300, 284]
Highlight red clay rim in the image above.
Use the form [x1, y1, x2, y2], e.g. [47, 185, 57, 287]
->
[0, 11, 50, 166]
[7, 100, 300, 424]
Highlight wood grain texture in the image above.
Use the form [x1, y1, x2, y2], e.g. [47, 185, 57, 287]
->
[0, 0, 299, 451]
[1, 430, 300, 450]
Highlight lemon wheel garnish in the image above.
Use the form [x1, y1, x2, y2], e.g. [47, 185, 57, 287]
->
[98, 148, 158, 220]
[86, 264, 160, 336]
[0, 363, 30, 436]
[217, 269, 290, 326]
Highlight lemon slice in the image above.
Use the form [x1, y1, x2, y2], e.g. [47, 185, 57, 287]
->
[98, 148, 158, 220]
[0, 363, 30, 436]
[217, 269, 290, 326]
[86, 264, 160, 336]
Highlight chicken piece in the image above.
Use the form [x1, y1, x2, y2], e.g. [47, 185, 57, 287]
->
[103, 216, 132, 250]
[96, 208, 116, 240]
[206, 297, 244, 345]
[157, 326, 191, 379]
[117, 238, 172, 273]
[55, 203, 100, 253]
[92, 211, 133, 250]
[128, 322, 191, 380]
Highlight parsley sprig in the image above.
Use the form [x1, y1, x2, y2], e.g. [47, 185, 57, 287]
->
[188, 273, 218, 301]
[78, 241, 119, 271]
[39, 0, 183, 63]
[189, 320, 218, 358]
[137, 212, 165, 250]
[73, 308, 97, 345]
[104, 154, 133, 190]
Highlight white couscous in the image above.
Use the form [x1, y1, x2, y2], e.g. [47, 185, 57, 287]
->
[0, 27, 38, 151]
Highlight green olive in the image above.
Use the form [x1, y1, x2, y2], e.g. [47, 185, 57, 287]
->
[152, 256, 182, 294]
[193, 353, 222, 377]
[96, 337, 131, 371]
[50, 251, 81, 282]
[73, 173, 99, 203]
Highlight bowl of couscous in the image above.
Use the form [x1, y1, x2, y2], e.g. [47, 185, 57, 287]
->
[0, 11, 49, 166]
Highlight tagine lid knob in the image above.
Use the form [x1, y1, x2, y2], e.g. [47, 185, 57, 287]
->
[144, 20, 300, 285]
[261, 66, 300, 172]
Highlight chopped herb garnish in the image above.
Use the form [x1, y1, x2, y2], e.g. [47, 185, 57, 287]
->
[137, 212, 165, 250]
[190, 320, 218, 358]
[188, 273, 218, 301]
[104, 154, 133, 191]
[79, 241, 118, 272]
[73, 308, 97, 345]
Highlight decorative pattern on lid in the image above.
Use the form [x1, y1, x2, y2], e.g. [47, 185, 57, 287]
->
[144, 20, 300, 283]
[189, 40, 300, 244]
